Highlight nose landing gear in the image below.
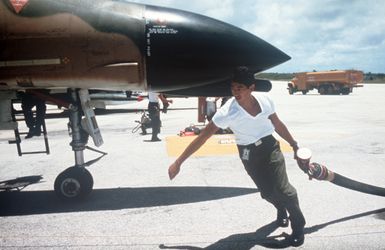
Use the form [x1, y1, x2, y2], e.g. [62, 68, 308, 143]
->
[53, 89, 106, 201]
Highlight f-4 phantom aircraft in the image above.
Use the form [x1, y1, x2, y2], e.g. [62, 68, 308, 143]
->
[0, 0, 290, 200]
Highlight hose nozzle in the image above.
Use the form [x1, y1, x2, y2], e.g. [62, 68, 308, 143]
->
[297, 148, 335, 181]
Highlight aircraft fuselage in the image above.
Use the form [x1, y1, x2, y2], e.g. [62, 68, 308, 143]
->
[0, 0, 290, 95]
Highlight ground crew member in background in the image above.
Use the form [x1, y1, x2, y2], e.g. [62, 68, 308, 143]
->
[168, 67, 306, 247]
[205, 97, 219, 122]
[146, 92, 172, 142]
[20, 90, 47, 139]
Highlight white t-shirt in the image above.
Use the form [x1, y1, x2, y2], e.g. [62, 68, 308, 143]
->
[212, 92, 276, 145]
[148, 92, 159, 103]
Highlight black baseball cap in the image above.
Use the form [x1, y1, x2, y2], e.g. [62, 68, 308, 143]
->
[232, 66, 258, 87]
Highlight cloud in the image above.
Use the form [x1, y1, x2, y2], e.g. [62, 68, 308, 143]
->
[130, 0, 236, 20]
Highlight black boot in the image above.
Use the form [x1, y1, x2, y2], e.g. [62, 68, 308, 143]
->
[151, 136, 161, 142]
[290, 227, 305, 247]
[33, 126, 41, 136]
[285, 196, 306, 247]
[25, 128, 35, 139]
[151, 132, 161, 141]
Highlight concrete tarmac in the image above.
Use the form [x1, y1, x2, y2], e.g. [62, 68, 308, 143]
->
[1, 82, 385, 249]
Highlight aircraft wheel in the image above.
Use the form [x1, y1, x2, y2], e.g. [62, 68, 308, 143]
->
[54, 166, 93, 201]
[318, 86, 326, 95]
[326, 85, 335, 95]
[341, 88, 350, 95]
[287, 83, 295, 95]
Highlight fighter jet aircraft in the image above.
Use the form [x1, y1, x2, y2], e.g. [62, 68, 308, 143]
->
[0, 0, 290, 200]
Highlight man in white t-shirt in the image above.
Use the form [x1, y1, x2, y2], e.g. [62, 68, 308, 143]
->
[168, 67, 306, 246]
[146, 92, 171, 141]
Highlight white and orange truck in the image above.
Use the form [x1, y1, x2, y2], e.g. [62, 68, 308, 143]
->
[287, 70, 364, 95]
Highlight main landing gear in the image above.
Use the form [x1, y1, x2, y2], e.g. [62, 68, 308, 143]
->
[54, 89, 106, 201]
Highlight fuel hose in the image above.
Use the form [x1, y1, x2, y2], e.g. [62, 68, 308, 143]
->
[297, 148, 385, 197]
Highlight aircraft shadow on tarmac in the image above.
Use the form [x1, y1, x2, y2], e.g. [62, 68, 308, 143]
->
[0, 186, 258, 216]
[159, 208, 385, 250]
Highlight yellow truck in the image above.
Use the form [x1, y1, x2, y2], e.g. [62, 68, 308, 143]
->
[287, 70, 364, 95]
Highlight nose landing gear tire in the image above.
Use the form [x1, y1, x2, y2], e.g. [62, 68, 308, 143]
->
[54, 166, 93, 201]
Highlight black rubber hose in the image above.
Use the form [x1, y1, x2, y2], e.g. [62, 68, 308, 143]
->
[331, 173, 385, 197]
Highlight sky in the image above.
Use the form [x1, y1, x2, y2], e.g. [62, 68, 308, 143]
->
[131, 0, 385, 73]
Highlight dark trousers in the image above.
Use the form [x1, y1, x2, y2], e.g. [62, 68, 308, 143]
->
[148, 102, 160, 137]
[237, 135, 305, 231]
[21, 94, 46, 130]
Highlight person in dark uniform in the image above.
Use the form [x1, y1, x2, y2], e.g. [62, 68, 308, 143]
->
[168, 67, 306, 246]
[146, 92, 172, 142]
[20, 90, 47, 139]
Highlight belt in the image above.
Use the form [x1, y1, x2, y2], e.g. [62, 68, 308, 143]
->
[241, 134, 276, 148]
[237, 135, 277, 161]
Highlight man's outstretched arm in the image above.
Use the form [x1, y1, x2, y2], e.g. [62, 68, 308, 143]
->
[168, 121, 219, 180]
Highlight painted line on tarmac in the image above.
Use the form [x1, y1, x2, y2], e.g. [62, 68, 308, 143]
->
[166, 134, 292, 157]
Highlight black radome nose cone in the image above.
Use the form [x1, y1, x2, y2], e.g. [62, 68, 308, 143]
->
[144, 5, 290, 92]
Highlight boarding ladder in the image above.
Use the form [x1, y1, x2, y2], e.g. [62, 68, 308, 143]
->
[8, 99, 50, 156]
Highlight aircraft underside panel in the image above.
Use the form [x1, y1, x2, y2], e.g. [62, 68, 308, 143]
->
[0, 0, 147, 91]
